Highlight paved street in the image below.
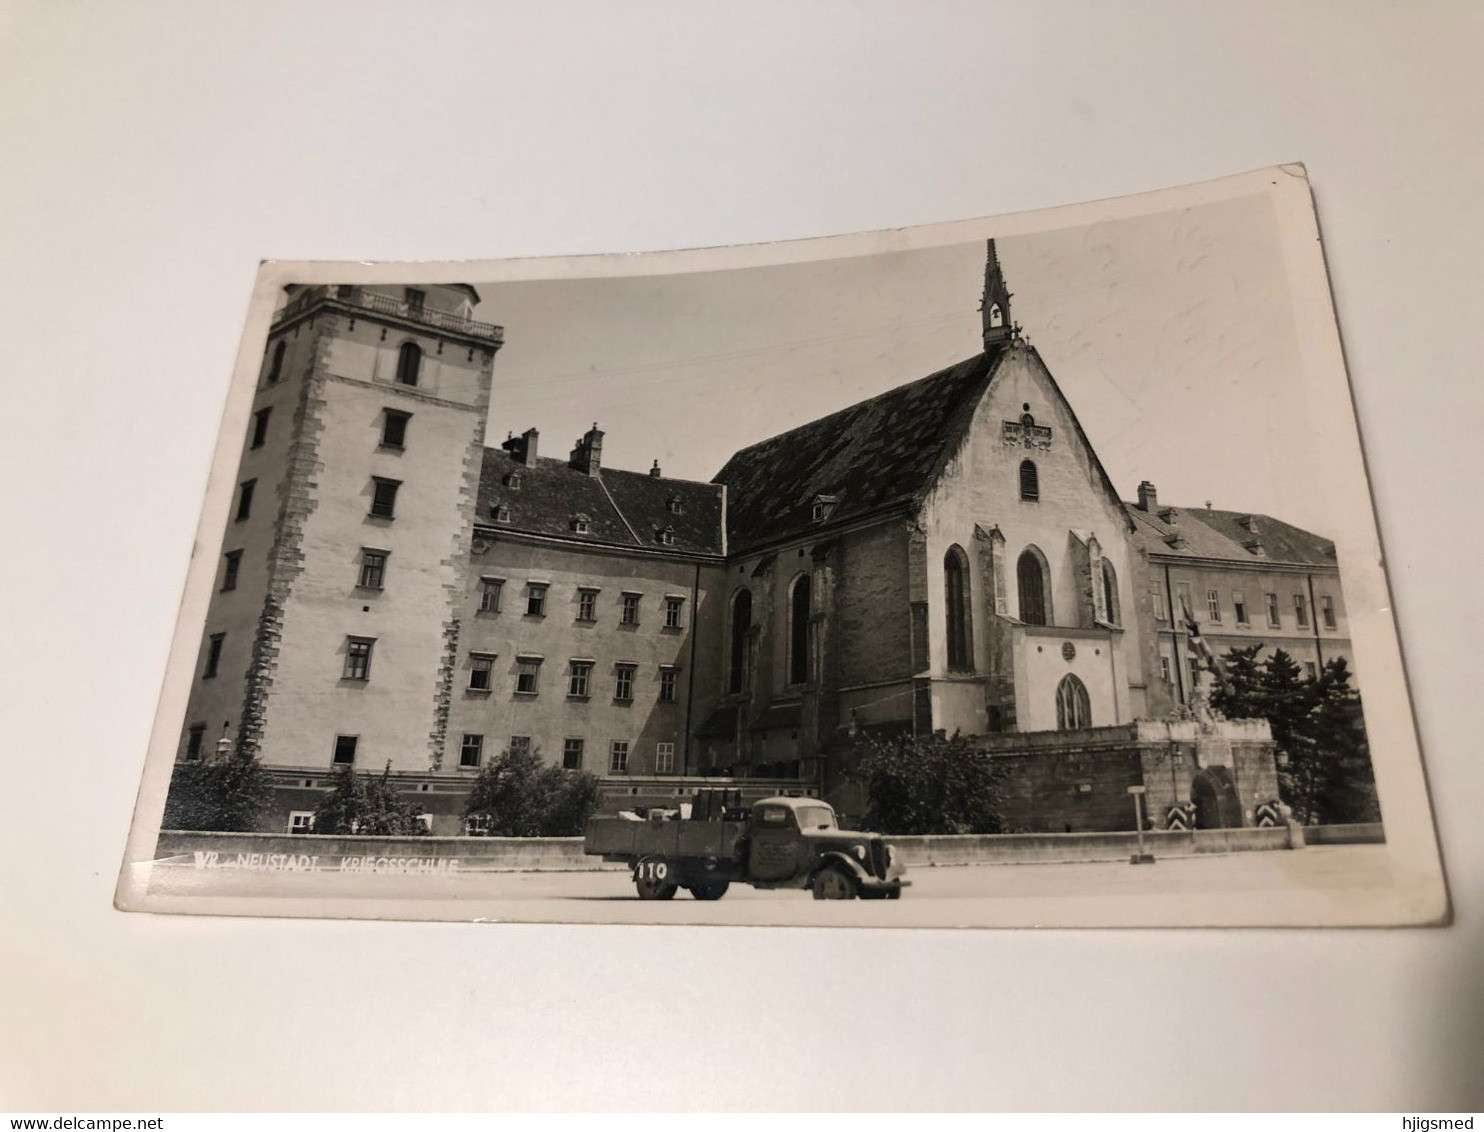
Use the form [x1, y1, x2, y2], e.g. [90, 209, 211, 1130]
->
[136, 845, 1429, 928]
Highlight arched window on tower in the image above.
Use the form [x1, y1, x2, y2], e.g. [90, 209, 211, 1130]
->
[1019, 459, 1039, 501]
[944, 546, 974, 672]
[1055, 674, 1091, 730]
[988, 303, 1004, 328]
[789, 573, 812, 686]
[396, 341, 422, 387]
[728, 590, 752, 695]
[1100, 557, 1120, 625]
[267, 340, 286, 385]
[1017, 547, 1050, 626]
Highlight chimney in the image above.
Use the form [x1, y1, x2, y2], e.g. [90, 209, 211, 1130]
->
[569, 422, 604, 477]
[649, 459, 662, 478]
[1136, 481, 1158, 512]
[500, 427, 540, 466]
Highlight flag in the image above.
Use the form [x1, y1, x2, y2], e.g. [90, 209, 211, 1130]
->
[1180, 597, 1227, 686]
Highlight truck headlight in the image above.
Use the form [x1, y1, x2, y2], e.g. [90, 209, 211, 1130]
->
[854, 843, 867, 861]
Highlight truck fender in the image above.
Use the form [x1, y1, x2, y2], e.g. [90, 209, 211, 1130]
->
[811, 850, 870, 885]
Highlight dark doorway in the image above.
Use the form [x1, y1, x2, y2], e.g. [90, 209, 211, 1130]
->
[1191, 767, 1244, 829]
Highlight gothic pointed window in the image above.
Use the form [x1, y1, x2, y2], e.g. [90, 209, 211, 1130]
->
[988, 303, 1004, 328]
[1019, 459, 1039, 501]
[395, 341, 422, 386]
[944, 546, 974, 672]
[728, 589, 752, 695]
[1017, 547, 1050, 626]
[789, 573, 812, 685]
[1100, 558, 1119, 625]
[1055, 674, 1091, 730]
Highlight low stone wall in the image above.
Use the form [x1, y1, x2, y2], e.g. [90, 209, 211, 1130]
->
[892, 825, 1295, 867]
[1301, 822, 1386, 845]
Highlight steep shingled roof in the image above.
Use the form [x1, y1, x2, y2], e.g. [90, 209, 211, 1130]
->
[1126, 502, 1335, 567]
[712, 350, 1000, 554]
[476, 448, 725, 556]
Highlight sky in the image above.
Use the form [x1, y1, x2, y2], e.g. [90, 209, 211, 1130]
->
[470, 189, 1339, 534]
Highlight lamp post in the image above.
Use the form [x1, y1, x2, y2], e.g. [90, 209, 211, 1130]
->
[1128, 784, 1155, 865]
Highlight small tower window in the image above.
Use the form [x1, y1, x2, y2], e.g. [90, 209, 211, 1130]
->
[395, 341, 422, 386]
[267, 340, 286, 385]
[1018, 459, 1039, 502]
[988, 303, 1004, 328]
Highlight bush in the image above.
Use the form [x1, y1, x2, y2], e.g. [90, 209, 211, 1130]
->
[162, 750, 272, 832]
[846, 729, 1006, 835]
[313, 762, 430, 836]
[463, 745, 604, 836]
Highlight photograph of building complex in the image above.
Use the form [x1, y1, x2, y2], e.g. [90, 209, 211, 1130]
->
[122, 173, 1426, 926]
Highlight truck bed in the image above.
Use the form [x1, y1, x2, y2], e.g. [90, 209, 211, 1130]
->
[584, 816, 747, 861]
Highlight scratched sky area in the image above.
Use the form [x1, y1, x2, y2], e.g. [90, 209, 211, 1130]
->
[472, 191, 1335, 535]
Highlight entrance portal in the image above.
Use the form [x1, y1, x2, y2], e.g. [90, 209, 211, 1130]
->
[1191, 766, 1244, 829]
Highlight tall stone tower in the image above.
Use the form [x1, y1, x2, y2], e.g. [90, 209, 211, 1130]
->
[981, 238, 1014, 349]
[176, 284, 502, 788]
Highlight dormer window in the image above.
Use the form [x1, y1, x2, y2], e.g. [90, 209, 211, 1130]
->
[572, 513, 591, 534]
[667, 497, 684, 515]
[657, 526, 675, 546]
[505, 472, 522, 490]
[811, 494, 838, 523]
[493, 504, 511, 524]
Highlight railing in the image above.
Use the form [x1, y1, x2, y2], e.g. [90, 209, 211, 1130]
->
[272, 285, 504, 342]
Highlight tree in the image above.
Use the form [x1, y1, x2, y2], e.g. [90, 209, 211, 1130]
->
[1212, 645, 1379, 826]
[162, 749, 272, 832]
[846, 729, 1006, 835]
[463, 745, 603, 836]
[313, 762, 430, 836]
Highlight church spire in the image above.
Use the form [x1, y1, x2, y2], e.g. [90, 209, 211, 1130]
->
[980, 238, 1014, 349]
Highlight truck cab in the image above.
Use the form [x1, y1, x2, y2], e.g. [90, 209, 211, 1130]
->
[584, 794, 910, 901]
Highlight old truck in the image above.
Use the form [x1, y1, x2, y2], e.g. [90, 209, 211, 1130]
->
[583, 791, 910, 901]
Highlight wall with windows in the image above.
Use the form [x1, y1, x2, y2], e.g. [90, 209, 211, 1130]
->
[249, 301, 496, 775]
[1139, 558, 1352, 717]
[916, 346, 1148, 735]
[446, 536, 726, 779]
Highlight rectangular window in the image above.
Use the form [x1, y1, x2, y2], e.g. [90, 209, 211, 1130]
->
[1206, 589, 1222, 622]
[370, 477, 401, 519]
[526, 583, 548, 617]
[1159, 655, 1172, 684]
[664, 596, 685, 629]
[621, 592, 641, 626]
[203, 632, 225, 679]
[185, 724, 206, 761]
[609, 740, 630, 774]
[515, 657, 541, 695]
[235, 479, 256, 522]
[509, 735, 532, 757]
[221, 550, 242, 592]
[655, 742, 676, 774]
[479, 577, 503, 613]
[459, 733, 484, 769]
[1304, 661, 1318, 680]
[468, 653, 495, 691]
[576, 587, 598, 622]
[288, 812, 316, 835]
[1294, 593, 1310, 628]
[1321, 595, 1337, 629]
[1152, 586, 1167, 622]
[1233, 591, 1248, 626]
[1266, 592, 1281, 628]
[614, 664, 636, 702]
[659, 666, 679, 703]
[344, 637, 374, 680]
[568, 660, 593, 698]
[405, 287, 425, 315]
[1188, 657, 1201, 687]
[1175, 581, 1192, 622]
[358, 549, 387, 589]
[562, 738, 585, 770]
[333, 735, 358, 765]
[381, 409, 411, 449]
[251, 407, 271, 449]
[465, 813, 492, 837]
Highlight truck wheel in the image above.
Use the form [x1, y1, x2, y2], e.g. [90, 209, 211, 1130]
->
[689, 880, 730, 901]
[811, 865, 859, 901]
[635, 875, 679, 900]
